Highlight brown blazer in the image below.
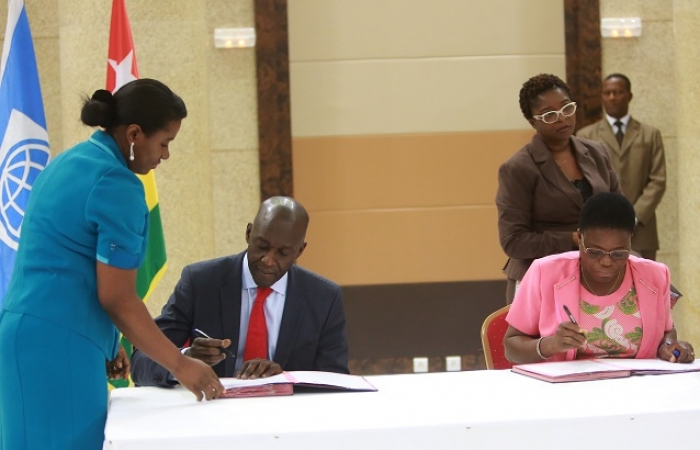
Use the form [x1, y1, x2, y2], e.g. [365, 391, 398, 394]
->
[496, 134, 621, 281]
[577, 117, 666, 251]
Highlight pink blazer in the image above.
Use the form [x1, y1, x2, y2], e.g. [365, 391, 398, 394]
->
[506, 252, 673, 361]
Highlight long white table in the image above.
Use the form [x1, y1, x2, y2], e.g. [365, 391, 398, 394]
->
[104, 370, 700, 450]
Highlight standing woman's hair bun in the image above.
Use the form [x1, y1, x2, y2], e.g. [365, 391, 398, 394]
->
[80, 89, 117, 128]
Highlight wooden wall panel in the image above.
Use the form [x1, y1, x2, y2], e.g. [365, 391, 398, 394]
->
[293, 130, 534, 285]
[294, 130, 533, 211]
[299, 205, 503, 285]
[564, 0, 602, 131]
[255, 0, 293, 197]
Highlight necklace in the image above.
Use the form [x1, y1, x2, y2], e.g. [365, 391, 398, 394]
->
[580, 267, 622, 296]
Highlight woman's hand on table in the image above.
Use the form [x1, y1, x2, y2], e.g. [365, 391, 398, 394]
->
[658, 340, 695, 363]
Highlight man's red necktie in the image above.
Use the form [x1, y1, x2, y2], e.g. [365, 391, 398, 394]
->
[243, 287, 273, 361]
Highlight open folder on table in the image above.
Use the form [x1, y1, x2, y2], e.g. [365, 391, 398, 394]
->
[512, 358, 700, 383]
[221, 371, 378, 398]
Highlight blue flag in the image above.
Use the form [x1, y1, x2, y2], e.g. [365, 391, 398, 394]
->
[0, 0, 50, 306]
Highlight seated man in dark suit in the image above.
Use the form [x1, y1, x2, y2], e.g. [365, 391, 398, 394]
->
[131, 196, 348, 386]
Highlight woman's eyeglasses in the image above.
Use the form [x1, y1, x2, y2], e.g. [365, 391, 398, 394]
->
[532, 102, 577, 124]
[580, 235, 630, 260]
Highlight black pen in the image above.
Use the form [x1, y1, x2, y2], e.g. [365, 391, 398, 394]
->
[562, 305, 577, 325]
[193, 328, 236, 359]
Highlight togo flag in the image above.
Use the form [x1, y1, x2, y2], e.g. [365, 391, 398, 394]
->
[0, 0, 50, 306]
[107, 0, 167, 388]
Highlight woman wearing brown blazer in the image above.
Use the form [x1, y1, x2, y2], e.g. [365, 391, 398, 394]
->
[496, 74, 621, 304]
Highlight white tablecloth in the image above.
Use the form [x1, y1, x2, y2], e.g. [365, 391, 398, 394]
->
[104, 370, 700, 450]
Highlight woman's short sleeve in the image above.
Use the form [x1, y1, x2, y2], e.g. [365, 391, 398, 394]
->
[85, 167, 149, 269]
[506, 259, 544, 336]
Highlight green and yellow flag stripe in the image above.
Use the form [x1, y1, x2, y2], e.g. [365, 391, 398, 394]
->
[135, 171, 167, 302]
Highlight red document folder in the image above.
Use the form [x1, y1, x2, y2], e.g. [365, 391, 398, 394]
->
[512, 358, 700, 383]
[221, 371, 378, 398]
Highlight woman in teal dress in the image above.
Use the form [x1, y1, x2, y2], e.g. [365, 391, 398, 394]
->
[0, 79, 224, 450]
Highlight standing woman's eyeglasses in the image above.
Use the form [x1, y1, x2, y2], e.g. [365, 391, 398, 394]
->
[532, 102, 577, 124]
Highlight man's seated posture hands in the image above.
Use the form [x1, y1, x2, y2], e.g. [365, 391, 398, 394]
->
[131, 196, 349, 386]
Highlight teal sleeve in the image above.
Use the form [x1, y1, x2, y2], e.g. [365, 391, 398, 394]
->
[85, 167, 149, 269]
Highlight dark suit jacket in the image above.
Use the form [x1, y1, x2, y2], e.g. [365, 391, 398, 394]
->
[131, 251, 349, 387]
[577, 117, 666, 251]
[496, 134, 621, 281]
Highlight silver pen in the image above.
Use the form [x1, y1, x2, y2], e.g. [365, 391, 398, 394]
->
[192, 328, 236, 359]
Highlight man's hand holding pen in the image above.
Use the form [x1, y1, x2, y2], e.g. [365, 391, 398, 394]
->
[186, 337, 233, 366]
[187, 329, 235, 366]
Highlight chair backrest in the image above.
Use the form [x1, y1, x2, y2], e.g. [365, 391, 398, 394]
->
[481, 304, 513, 370]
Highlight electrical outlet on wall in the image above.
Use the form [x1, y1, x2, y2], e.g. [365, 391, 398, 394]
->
[446, 356, 462, 372]
[413, 357, 429, 373]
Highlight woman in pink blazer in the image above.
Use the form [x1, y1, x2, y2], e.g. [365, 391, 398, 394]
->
[504, 193, 694, 364]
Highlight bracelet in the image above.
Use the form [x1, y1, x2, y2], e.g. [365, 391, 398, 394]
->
[536, 336, 552, 360]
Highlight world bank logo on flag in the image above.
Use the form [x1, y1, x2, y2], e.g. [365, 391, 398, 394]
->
[0, 109, 49, 250]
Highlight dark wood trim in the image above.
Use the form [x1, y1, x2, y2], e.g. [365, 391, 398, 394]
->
[254, 0, 293, 199]
[564, 0, 602, 131]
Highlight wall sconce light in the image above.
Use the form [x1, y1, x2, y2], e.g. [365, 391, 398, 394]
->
[214, 27, 256, 48]
[601, 18, 642, 38]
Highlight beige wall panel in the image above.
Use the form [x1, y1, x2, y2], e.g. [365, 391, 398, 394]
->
[290, 56, 565, 137]
[206, 0, 261, 263]
[601, 0, 673, 21]
[16, 0, 57, 38]
[288, 0, 564, 61]
[212, 149, 261, 257]
[32, 38, 62, 156]
[293, 130, 533, 211]
[655, 136, 677, 269]
[57, 1, 109, 150]
[208, 49, 259, 151]
[299, 206, 504, 286]
[601, 24, 675, 135]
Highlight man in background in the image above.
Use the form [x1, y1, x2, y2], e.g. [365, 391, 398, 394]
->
[578, 73, 666, 260]
[131, 196, 349, 386]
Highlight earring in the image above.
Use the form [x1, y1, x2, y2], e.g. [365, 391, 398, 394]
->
[129, 142, 135, 161]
